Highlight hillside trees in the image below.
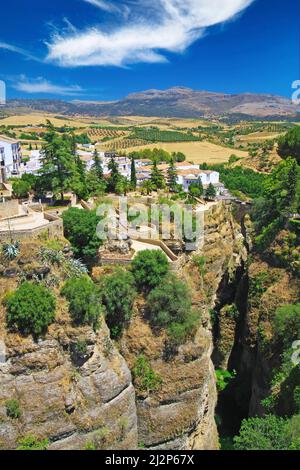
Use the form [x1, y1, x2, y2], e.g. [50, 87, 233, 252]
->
[39, 121, 88, 200]
[278, 126, 300, 164]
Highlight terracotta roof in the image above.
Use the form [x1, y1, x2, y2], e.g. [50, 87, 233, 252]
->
[177, 169, 202, 176]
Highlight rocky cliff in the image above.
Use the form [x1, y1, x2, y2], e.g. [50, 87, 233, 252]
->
[120, 202, 247, 450]
[0, 202, 247, 450]
[0, 243, 137, 450]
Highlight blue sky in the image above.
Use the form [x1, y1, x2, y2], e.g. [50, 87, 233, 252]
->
[0, 0, 299, 101]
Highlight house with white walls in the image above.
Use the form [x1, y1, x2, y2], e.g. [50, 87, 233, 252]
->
[176, 169, 222, 193]
[0, 135, 22, 181]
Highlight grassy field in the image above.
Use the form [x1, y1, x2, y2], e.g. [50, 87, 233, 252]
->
[0, 113, 129, 128]
[122, 141, 248, 164]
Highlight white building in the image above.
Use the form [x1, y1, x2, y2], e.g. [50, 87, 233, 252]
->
[176, 169, 222, 194]
[20, 150, 42, 175]
[0, 135, 22, 181]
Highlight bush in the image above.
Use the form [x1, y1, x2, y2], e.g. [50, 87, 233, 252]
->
[147, 274, 192, 327]
[62, 208, 102, 259]
[146, 274, 198, 346]
[6, 282, 56, 336]
[61, 276, 102, 327]
[274, 303, 300, 346]
[133, 354, 163, 394]
[17, 435, 49, 450]
[131, 250, 169, 292]
[101, 269, 136, 338]
[6, 399, 21, 419]
[233, 415, 288, 450]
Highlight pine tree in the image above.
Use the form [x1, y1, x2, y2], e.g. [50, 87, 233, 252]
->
[150, 161, 165, 190]
[130, 157, 137, 190]
[39, 122, 78, 201]
[108, 157, 120, 192]
[92, 149, 103, 179]
[167, 158, 177, 191]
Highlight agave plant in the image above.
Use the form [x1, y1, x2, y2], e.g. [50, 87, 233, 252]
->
[39, 248, 65, 266]
[2, 241, 20, 260]
[63, 258, 89, 279]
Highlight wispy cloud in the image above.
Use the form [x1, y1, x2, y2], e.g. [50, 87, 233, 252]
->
[12, 76, 83, 96]
[83, 0, 120, 13]
[0, 42, 39, 61]
[46, 0, 254, 67]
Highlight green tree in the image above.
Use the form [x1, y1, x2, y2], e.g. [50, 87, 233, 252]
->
[62, 207, 102, 259]
[150, 161, 165, 190]
[141, 180, 153, 195]
[115, 176, 130, 196]
[39, 121, 85, 200]
[92, 149, 104, 179]
[6, 282, 56, 336]
[101, 269, 136, 338]
[167, 158, 178, 191]
[233, 415, 288, 450]
[12, 179, 31, 198]
[274, 303, 300, 346]
[130, 157, 137, 190]
[278, 127, 300, 164]
[188, 180, 204, 200]
[61, 276, 102, 327]
[131, 250, 169, 292]
[205, 183, 217, 200]
[107, 157, 120, 192]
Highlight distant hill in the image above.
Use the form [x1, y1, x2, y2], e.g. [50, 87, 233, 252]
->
[3, 87, 300, 121]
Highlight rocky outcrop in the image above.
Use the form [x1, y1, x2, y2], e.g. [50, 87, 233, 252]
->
[120, 202, 247, 450]
[0, 202, 248, 450]
[0, 318, 137, 450]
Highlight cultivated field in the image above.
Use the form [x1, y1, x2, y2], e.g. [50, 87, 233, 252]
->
[120, 141, 248, 164]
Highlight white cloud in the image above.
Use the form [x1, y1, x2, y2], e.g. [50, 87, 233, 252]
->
[46, 0, 254, 67]
[13, 76, 83, 95]
[0, 42, 38, 61]
[83, 0, 119, 12]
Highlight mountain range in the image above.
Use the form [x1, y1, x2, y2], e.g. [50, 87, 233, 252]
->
[3, 87, 300, 121]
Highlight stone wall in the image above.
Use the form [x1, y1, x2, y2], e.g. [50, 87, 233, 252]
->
[0, 200, 19, 220]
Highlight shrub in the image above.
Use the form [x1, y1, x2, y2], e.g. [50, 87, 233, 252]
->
[6, 282, 56, 336]
[147, 274, 192, 328]
[131, 250, 169, 292]
[17, 435, 49, 450]
[101, 269, 136, 338]
[273, 303, 300, 346]
[233, 415, 288, 450]
[6, 399, 21, 419]
[61, 276, 102, 327]
[216, 369, 236, 392]
[62, 208, 102, 259]
[133, 354, 163, 393]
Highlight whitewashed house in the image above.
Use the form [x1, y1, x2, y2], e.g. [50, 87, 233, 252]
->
[176, 169, 221, 194]
[0, 135, 22, 181]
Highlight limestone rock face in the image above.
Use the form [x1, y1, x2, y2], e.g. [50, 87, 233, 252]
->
[0, 322, 138, 450]
[120, 202, 247, 450]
